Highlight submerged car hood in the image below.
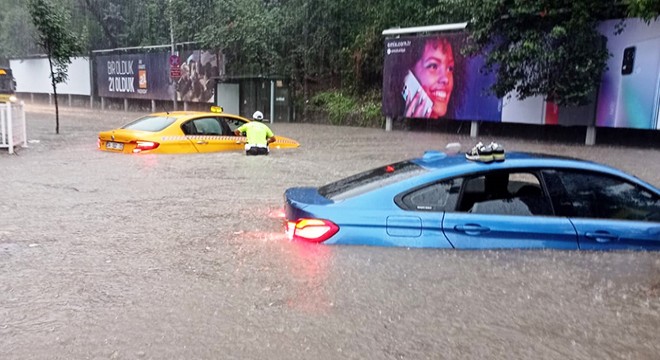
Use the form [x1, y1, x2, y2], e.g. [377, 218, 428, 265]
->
[271, 136, 300, 149]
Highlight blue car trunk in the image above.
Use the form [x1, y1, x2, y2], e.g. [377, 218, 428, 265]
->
[284, 187, 333, 220]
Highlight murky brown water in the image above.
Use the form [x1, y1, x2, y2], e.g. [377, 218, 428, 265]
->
[1, 104, 660, 359]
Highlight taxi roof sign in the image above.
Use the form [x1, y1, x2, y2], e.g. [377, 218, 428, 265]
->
[210, 105, 224, 113]
[0, 69, 6, 75]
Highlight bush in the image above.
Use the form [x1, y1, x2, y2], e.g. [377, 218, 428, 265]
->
[309, 90, 384, 128]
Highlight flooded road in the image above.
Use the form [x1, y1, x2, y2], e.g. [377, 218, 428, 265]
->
[1, 104, 660, 359]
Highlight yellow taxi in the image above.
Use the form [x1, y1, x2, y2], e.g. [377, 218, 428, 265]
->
[0, 67, 17, 103]
[98, 107, 300, 154]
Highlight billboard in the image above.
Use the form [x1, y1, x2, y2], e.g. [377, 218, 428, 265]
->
[95, 50, 220, 102]
[176, 50, 220, 103]
[383, 18, 660, 130]
[96, 52, 173, 100]
[382, 33, 501, 122]
[596, 19, 660, 130]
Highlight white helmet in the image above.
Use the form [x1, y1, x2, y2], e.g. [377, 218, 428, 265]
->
[252, 111, 264, 121]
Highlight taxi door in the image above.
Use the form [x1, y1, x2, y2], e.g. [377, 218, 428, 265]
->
[184, 117, 244, 153]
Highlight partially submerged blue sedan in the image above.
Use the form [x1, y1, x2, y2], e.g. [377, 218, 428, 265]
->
[284, 150, 660, 250]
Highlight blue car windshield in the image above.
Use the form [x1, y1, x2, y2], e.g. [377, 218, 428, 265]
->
[122, 116, 176, 132]
[319, 161, 427, 201]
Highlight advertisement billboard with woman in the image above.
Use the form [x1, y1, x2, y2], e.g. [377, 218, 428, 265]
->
[382, 33, 501, 122]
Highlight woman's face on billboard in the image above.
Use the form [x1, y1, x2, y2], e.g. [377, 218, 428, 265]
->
[413, 38, 454, 118]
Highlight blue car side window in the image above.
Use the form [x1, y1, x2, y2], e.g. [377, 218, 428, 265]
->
[398, 179, 461, 212]
[543, 170, 660, 221]
[468, 198, 534, 216]
[457, 171, 553, 216]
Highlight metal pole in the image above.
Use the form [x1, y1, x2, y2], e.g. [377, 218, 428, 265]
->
[270, 80, 275, 123]
[7, 102, 13, 154]
[1, 104, 6, 147]
[170, 0, 177, 111]
[20, 101, 27, 148]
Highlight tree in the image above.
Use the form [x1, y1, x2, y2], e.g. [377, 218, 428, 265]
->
[625, 0, 660, 21]
[28, 0, 82, 134]
[462, 0, 660, 107]
[464, 0, 625, 106]
[197, 0, 280, 75]
[169, 0, 215, 44]
[0, 1, 40, 59]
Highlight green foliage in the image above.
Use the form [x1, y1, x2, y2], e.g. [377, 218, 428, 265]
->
[625, 0, 660, 21]
[169, 0, 215, 45]
[3, 0, 660, 124]
[311, 90, 383, 127]
[29, 0, 81, 83]
[311, 91, 356, 125]
[197, 0, 280, 75]
[28, 0, 82, 134]
[126, 0, 172, 47]
[465, 0, 621, 106]
[0, 2, 39, 59]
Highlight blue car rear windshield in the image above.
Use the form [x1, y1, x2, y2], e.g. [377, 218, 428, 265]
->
[319, 161, 427, 201]
[122, 116, 176, 132]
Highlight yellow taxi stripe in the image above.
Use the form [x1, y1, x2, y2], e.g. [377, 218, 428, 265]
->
[159, 135, 298, 144]
[161, 135, 243, 141]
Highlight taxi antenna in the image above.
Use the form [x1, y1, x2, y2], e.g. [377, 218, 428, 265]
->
[160, 103, 170, 115]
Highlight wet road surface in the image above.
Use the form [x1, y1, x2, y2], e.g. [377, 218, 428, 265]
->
[1, 104, 660, 359]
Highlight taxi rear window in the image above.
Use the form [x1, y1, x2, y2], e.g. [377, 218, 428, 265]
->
[122, 116, 176, 132]
[319, 161, 427, 201]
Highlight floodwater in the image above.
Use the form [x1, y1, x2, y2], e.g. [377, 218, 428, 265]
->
[1, 104, 660, 359]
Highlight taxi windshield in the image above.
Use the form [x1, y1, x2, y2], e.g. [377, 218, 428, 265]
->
[122, 116, 176, 132]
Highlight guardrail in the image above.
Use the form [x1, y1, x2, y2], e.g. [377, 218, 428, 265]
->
[0, 101, 27, 154]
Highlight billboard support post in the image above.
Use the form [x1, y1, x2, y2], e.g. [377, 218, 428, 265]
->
[585, 126, 596, 146]
[470, 121, 479, 138]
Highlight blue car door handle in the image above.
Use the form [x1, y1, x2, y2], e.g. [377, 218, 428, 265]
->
[454, 224, 490, 235]
[585, 231, 619, 243]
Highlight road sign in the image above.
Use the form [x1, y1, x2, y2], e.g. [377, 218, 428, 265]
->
[170, 67, 181, 79]
[169, 54, 180, 67]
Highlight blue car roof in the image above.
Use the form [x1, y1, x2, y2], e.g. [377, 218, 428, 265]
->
[408, 151, 657, 191]
[412, 151, 602, 171]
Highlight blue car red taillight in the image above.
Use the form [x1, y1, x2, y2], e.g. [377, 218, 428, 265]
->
[286, 218, 339, 243]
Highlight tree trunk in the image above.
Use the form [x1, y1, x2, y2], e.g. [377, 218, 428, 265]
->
[46, 54, 60, 134]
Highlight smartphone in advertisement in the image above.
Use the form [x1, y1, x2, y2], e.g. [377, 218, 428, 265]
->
[402, 70, 433, 118]
[615, 38, 660, 129]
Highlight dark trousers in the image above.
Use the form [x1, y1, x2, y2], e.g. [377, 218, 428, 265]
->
[246, 147, 269, 156]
